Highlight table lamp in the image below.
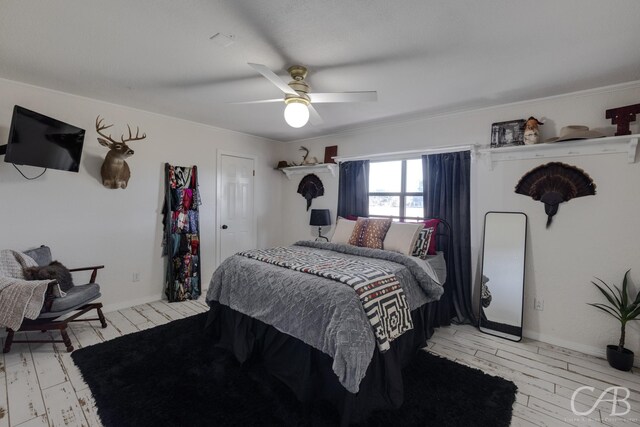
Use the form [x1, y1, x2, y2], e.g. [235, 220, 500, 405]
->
[309, 209, 331, 241]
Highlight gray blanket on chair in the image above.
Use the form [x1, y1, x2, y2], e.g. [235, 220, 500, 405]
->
[206, 241, 445, 393]
[0, 250, 55, 330]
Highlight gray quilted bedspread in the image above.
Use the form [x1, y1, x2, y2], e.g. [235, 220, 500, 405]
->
[206, 241, 445, 393]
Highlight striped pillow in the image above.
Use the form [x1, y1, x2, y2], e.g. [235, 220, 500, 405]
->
[421, 219, 440, 255]
[412, 227, 435, 259]
[348, 218, 393, 249]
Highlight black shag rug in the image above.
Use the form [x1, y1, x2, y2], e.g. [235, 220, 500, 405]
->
[72, 313, 517, 427]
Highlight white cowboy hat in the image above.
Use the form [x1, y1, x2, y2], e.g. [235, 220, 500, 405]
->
[545, 125, 605, 143]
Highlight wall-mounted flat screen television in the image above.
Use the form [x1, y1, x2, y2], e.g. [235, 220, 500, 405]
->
[4, 106, 85, 172]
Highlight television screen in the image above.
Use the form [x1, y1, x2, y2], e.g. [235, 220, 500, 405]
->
[4, 106, 85, 172]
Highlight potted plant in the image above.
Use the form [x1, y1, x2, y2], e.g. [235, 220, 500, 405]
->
[588, 269, 640, 371]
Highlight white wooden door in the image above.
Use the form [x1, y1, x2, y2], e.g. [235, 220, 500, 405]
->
[218, 153, 255, 264]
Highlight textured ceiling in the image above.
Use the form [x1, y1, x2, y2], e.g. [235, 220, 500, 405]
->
[1, 0, 639, 142]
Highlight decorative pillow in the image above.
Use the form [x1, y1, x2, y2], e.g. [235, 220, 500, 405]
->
[331, 217, 357, 244]
[23, 245, 53, 267]
[422, 219, 441, 255]
[383, 222, 423, 255]
[412, 227, 435, 259]
[23, 260, 74, 292]
[348, 218, 393, 249]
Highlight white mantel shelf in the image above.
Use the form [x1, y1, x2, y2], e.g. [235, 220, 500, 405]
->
[278, 163, 338, 180]
[477, 134, 639, 170]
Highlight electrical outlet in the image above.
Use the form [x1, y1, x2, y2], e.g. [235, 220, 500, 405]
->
[534, 298, 544, 311]
[132, 272, 140, 282]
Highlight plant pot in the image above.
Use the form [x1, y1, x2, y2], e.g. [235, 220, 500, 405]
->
[606, 345, 635, 371]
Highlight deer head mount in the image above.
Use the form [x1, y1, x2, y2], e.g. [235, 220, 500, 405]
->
[96, 116, 146, 189]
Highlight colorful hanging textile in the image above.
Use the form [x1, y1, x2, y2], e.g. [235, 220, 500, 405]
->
[162, 163, 201, 302]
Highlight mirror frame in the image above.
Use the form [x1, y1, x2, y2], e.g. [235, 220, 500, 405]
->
[478, 211, 527, 342]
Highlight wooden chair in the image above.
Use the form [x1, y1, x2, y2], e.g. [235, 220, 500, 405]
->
[2, 246, 107, 353]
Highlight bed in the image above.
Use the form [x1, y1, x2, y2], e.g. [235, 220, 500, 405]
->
[205, 222, 449, 425]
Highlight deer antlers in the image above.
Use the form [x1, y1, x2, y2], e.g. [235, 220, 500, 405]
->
[299, 146, 309, 162]
[95, 116, 147, 144]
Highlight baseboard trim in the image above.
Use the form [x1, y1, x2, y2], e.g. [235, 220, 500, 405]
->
[524, 329, 640, 368]
[101, 294, 164, 314]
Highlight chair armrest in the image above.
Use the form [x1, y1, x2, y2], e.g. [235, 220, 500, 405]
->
[68, 265, 104, 272]
[68, 265, 104, 283]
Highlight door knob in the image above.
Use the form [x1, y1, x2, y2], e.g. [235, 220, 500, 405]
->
[221, 225, 228, 229]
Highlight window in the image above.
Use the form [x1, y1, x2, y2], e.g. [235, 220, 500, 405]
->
[368, 159, 423, 221]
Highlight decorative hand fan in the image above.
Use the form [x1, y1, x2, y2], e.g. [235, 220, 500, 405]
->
[297, 174, 325, 211]
[515, 162, 596, 228]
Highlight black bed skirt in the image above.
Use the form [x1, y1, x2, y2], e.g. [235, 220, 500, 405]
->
[205, 301, 440, 425]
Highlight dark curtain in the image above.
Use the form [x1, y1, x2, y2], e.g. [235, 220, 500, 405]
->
[337, 161, 370, 218]
[422, 151, 474, 325]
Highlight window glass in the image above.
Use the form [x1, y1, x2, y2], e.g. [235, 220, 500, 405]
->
[369, 195, 400, 217]
[367, 159, 423, 221]
[405, 196, 423, 219]
[406, 159, 423, 192]
[369, 161, 401, 192]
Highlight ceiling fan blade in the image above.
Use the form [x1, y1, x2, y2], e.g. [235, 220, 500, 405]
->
[309, 91, 378, 103]
[248, 63, 298, 96]
[308, 104, 324, 126]
[228, 98, 282, 105]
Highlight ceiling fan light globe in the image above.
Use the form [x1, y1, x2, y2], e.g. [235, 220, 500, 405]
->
[284, 101, 310, 128]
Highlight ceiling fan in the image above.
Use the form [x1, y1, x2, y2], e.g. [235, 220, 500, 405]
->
[240, 63, 378, 128]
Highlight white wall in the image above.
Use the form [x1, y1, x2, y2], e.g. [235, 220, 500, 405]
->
[280, 167, 339, 242]
[280, 81, 640, 360]
[0, 77, 286, 311]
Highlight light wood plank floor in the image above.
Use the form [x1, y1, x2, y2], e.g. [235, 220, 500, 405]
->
[1, 301, 638, 426]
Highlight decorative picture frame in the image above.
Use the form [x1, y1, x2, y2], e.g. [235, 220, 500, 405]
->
[324, 145, 338, 164]
[490, 119, 526, 148]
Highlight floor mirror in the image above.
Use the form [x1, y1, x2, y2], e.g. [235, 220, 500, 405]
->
[479, 211, 527, 342]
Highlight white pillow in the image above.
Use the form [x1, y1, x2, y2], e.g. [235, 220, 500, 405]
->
[383, 222, 423, 255]
[331, 217, 357, 244]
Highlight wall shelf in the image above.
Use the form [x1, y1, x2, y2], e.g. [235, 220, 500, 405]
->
[477, 134, 639, 170]
[278, 163, 338, 180]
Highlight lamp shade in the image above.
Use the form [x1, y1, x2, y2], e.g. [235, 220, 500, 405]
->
[309, 209, 331, 226]
[284, 101, 310, 128]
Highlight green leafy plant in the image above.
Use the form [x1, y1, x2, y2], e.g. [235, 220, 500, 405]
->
[589, 269, 640, 351]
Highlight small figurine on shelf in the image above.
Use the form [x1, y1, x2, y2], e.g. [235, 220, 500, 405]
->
[523, 116, 544, 145]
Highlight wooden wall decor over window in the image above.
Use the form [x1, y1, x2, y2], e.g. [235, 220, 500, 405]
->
[606, 103, 640, 136]
[514, 162, 596, 228]
[162, 163, 201, 302]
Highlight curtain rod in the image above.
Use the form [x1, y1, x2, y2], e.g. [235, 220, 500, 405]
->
[332, 144, 476, 163]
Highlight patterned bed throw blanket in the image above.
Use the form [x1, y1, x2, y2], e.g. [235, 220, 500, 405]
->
[238, 246, 412, 351]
